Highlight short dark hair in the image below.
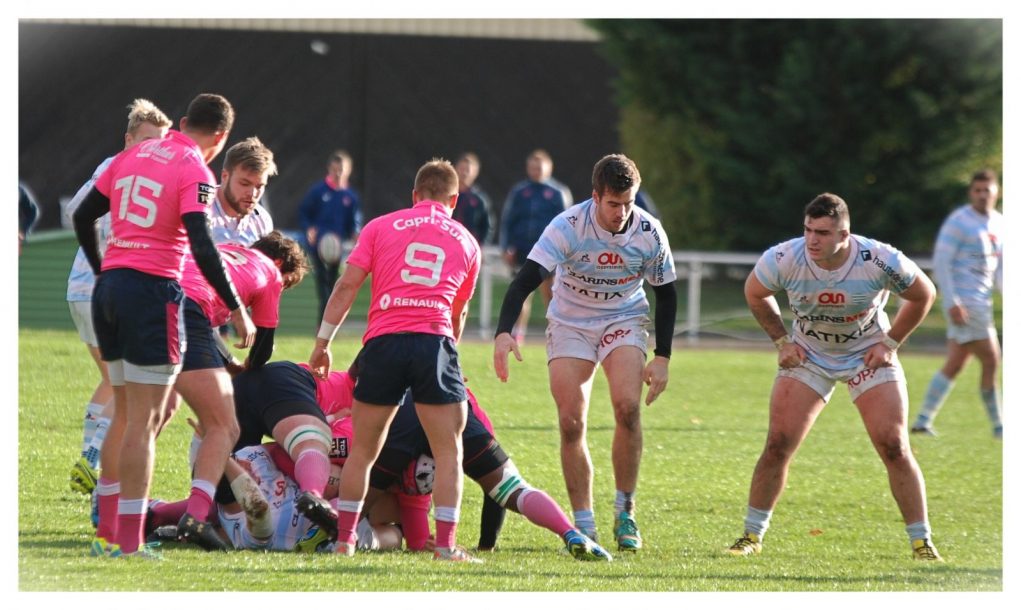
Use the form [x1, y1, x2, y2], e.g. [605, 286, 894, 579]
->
[804, 193, 850, 228]
[971, 169, 998, 185]
[250, 231, 308, 288]
[414, 158, 459, 201]
[223, 136, 277, 176]
[185, 93, 234, 134]
[592, 154, 641, 196]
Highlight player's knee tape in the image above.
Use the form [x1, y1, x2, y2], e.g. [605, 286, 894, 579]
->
[283, 425, 332, 455]
[486, 465, 532, 508]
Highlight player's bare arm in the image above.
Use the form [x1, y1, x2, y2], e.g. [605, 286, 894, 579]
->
[863, 272, 936, 369]
[451, 297, 470, 344]
[310, 262, 368, 378]
[745, 272, 805, 368]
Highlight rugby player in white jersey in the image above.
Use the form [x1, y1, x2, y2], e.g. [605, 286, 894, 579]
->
[66, 99, 172, 495]
[493, 154, 677, 552]
[911, 169, 1003, 438]
[726, 193, 943, 561]
[207, 136, 276, 246]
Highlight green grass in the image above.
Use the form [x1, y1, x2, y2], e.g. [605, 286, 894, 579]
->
[18, 330, 1002, 591]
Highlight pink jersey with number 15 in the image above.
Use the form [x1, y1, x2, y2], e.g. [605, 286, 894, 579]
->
[347, 199, 481, 343]
[93, 130, 215, 280]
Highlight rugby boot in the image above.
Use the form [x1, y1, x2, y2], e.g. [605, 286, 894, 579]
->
[176, 512, 229, 551]
[295, 491, 339, 540]
[69, 457, 98, 495]
[434, 546, 483, 563]
[726, 532, 762, 556]
[912, 538, 944, 562]
[295, 526, 331, 553]
[564, 528, 613, 561]
[613, 511, 643, 552]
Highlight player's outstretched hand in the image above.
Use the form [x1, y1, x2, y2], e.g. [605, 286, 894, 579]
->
[493, 332, 522, 382]
[231, 307, 256, 349]
[644, 356, 670, 405]
[309, 342, 333, 379]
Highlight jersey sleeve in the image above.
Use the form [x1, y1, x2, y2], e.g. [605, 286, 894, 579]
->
[248, 274, 283, 328]
[526, 214, 573, 272]
[752, 245, 785, 292]
[346, 217, 378, 271]
[642, 219, 677, 287]
[878, 244, 919, 295]
[932, 215, 962, 304]
[177, 156, 216, 217]
[454, 241, 482, 302]
[92, 152, 123, 198]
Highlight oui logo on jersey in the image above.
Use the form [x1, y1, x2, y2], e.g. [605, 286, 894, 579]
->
[595, 252, 625, 270]
[815, 290, 848, 307]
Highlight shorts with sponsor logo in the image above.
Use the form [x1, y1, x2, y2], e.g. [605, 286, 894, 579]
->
[68, 300, 98, 347]
[231, 361, 327, 451]
[353, 333, 467, 405]
[371, 394, 505, 490]
[181, 298, 226, 372]
[777, 357, 906, 402]
[545, 316, 650, 364]
[946, 305, 998, 344]
[92, 268, 185, 367]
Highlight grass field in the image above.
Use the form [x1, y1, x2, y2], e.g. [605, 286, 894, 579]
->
[17, 329, 1002, 592]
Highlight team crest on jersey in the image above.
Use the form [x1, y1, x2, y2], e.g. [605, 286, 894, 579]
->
[641, 220, 651, 231]
[775, 250, 785, 263]
[860, 249, 872, 261]
[567, 215, 577, 227]
[580, 253, 591, 262]
[197, 183, 215, 205]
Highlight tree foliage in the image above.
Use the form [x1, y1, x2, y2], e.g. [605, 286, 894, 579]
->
[590, 19, 1002, 253]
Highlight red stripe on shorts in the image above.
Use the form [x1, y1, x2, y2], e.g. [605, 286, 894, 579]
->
[166, 302, 181, 364]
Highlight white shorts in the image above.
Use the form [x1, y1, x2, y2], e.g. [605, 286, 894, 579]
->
[946, 306, 998, 344]
[68, 300, 97, 347]
[776, 357, 906, 402]
[545, 316, 650, 364]
[106, 359, 181, 386]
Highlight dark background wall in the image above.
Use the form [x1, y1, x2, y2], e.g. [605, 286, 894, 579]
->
[19, 22, 619, 232]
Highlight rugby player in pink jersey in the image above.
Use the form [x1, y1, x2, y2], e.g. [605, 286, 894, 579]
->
[166, 232, 307, 550]
[66, 99, 173, 497]
[73, 93, 255, 559]
[308, 158, 482, 561]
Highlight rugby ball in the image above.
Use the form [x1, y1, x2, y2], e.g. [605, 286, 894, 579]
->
[317, 231, 342, 265]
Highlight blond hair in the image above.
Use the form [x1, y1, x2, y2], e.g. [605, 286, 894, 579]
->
[414, 158, 459, 201]
[126, 98, 171, 136]
[223, 136, 278, 176]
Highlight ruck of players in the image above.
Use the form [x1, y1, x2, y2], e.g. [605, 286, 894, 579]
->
[65, 93, 1001, 566]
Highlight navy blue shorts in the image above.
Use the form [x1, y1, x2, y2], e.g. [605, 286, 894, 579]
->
[231, 361, 327, 451]
[181, 298, 226, 372]
[92, 268, 185, 366]
[353, 333, 467, 405]
[370, 393, 507, 489]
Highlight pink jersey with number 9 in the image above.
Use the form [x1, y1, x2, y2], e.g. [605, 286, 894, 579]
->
[347, 199, 480, 343]
[93, 130, 215, 280]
